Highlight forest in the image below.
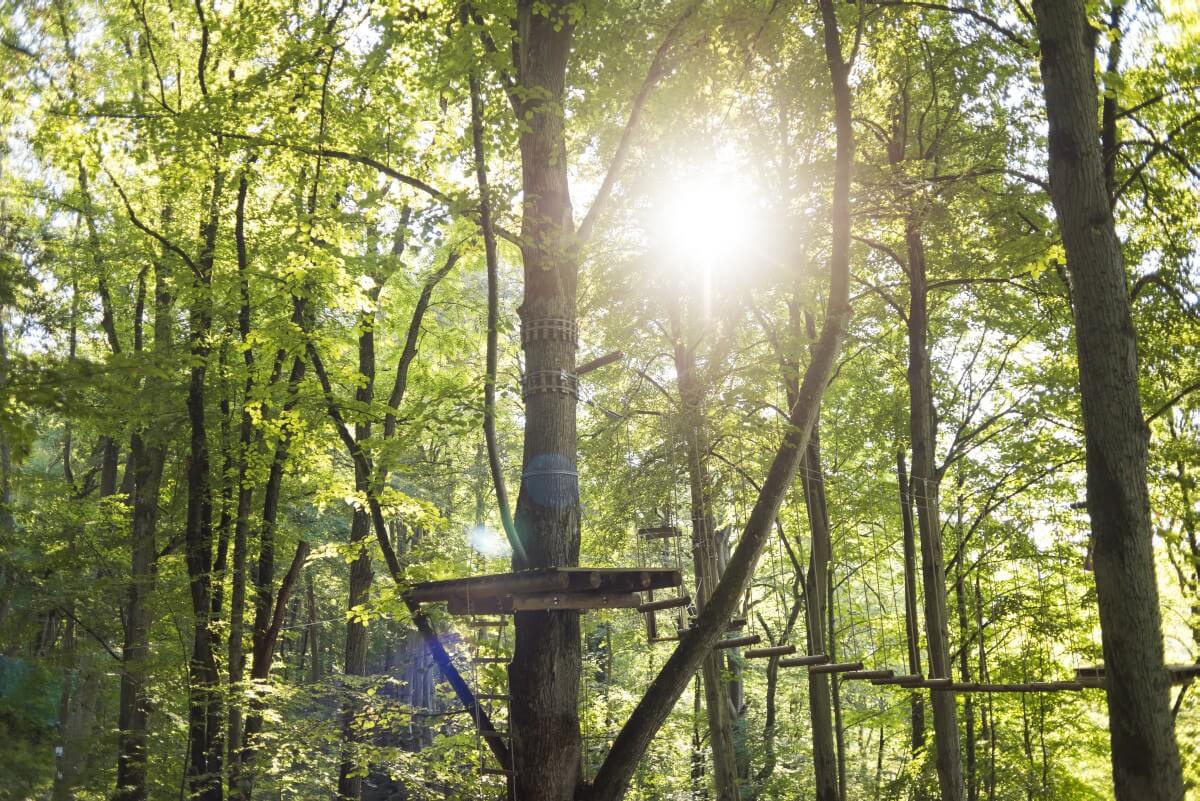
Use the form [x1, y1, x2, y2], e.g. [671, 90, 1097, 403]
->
[1, 0, 1198, 799]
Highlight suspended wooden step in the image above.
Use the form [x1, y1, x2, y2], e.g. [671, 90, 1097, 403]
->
[476, 693, 510, 702]
[779, 654, 830, 668]
[912, 677, 954, 688]
[715, 635, 761, 650]
[410, 567, 682, 615]
[843, 669, 894, 681]
[870, 674, 923, 685]
[481, 768, 515, 777]
[725, 618, 748, 630]
[745, 645, 796, 659]
[468, 619, 508, 628]
[809, 661, 863, 675]
[472, 657, 509, 665]
[638, 525, 682, 540]
[638, 595, 691, 613]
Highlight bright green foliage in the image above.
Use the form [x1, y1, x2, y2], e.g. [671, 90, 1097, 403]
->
[0, 1, 1197, 800]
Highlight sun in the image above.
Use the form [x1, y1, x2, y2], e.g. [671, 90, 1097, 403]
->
[653, 167, 762, 274]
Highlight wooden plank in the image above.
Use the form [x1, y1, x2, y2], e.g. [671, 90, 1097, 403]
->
[512, 592, 642, 612]
[779, 654, 830, 668]
[725, 618, 747, 630]
[481, 768, 515, 777]
[715, 635, 761, 650]
[410, 567, 682, 604]
[843, 669, 894, 680]
[638, 595, 691, 613]
[1077, 663, 1200, 685]
[476, 693, 510, 702]
[472, 657, 509, 665]
[468, 619, 508, 628]
[809, 661, 864, 675]
[745, 645, 797, 658]
[639, 526, 682, 540]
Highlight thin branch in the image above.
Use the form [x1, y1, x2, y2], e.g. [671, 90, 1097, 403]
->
[1146, 380, 1200, 425]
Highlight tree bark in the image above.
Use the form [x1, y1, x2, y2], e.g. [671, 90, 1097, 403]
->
[1031, 3, 1184, 799]
[508, 4, 583, 800]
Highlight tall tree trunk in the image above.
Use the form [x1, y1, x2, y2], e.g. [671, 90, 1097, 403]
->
[116, 252, 172, 801]
[905, 219, 964, 801]
[184, 170, 225, 801]
[1031, 3, 1184, 799]
[895, 450, 926, 759]
[674, 331, 740, 801]
[800, 427, 839, 801]
[509, 4, 583, 799]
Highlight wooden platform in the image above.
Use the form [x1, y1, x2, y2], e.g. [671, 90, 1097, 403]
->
[408, 567, 682, 615]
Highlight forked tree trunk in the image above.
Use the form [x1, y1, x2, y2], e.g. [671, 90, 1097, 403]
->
[895, 450, 925, 759]
[1031, 3, 1184, 799]
[800, 427, 838, 801]
[675, 330, 741, 801]
[905, 219, 963, 801]
[116, 252, 172, 801]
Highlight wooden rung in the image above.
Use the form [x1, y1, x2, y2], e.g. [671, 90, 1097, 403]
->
[843, 669, 894, 680]
[472, 657, 509, 664]
[649, 635, 682, 643]
[468, 620, 508, 628]
[481, 768, 514, 777]
[871, 674, 923, 685]
[638, 595, 691, 613]
[725, 618, 747, 630]
[476, 693, 509, 701]
[916, 677, 954, 688]
[779, 654, 829, 668]
[745, 645, 796, 659]
[715, 635, 761, 650]
[809, 661, 864, 674]
[639, 525, 682, 539]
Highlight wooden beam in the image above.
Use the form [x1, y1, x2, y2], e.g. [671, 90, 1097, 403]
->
[779, 654, 830, 668]
[638, 595, 691, 613]
[512, 592, 642, 612]
[745, 645, 797, 658]
[809, 661, 864, 674]
[715, 635, 761, 650]
[843, 669, 894, 680]
[410, 567, 682, 604]
[870, 674, 923, 685]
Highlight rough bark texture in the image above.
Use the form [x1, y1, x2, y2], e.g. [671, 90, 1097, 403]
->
[509, 5, 583, 799]
[905, 219, 963, 801]
[1031, 2, 1184, 799]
